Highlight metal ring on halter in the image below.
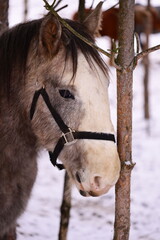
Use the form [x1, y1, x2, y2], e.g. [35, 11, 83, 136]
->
[61, 128, 77, 146]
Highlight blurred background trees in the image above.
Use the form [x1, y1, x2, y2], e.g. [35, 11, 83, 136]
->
[0, 0, 9, 33]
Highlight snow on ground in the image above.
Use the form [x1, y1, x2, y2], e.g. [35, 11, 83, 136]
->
[8, 0, 160, 239]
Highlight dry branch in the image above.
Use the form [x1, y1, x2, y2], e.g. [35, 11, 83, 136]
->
[134, 32, 140, 54]
[58, 172, 72, 240]
[43, 0, 111, 58]
[134, 44, 160, 68]
[43, 0, 160, 71]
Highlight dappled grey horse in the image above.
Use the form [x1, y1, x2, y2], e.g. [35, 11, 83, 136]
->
[0, 3, 120, 239]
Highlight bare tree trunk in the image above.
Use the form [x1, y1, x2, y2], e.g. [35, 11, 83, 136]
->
[24, 0, 28, 22]
[78, 0, 85, 23]
[142, 2, 152, 119]
[58, 172, 72, 240]
[143, 54, 150, 120]
[113, 0, 135, 239]
[0, 2, 16, 239]
[0, 0, 9, 33]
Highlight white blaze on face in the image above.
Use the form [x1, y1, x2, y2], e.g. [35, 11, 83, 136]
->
[64, 53, 120, 197]
[75, 54, 113, 133]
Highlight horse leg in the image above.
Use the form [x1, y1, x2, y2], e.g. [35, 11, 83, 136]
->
[1, 227, 17, 240]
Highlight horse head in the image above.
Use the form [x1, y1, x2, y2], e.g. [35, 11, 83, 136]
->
[24, 3, 120, 197]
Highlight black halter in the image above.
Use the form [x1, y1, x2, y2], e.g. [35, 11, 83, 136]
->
[30, 88, 116, 170]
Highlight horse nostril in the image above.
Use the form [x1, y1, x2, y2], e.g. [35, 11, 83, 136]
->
[79, 190, 87, 197]
[93, 176, 102, 190]
[75, 172, 81, 183]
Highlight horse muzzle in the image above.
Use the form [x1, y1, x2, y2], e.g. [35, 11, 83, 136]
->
[75, 171, 118, 197]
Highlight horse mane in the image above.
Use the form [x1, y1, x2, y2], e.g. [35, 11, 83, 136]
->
[0, 17, 108, 98]
[0, 19, 42, 98]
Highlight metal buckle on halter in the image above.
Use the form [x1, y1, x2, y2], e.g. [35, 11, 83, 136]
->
[61, 128, 77, 146]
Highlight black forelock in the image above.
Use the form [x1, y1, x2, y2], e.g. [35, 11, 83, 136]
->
[0, 17, 108, 98]
[62, 19, 108, 79]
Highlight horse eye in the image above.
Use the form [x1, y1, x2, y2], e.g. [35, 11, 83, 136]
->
[59, 89, 75, 100]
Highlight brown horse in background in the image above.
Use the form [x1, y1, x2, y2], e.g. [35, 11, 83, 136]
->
[73, 4, 160, 49]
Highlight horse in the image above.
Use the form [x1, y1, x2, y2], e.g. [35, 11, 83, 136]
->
[0, 3, 120, 239]
[73, 4, 160, 50]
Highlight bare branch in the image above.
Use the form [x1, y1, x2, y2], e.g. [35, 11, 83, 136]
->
[134, 32, 140, 54]
[111, 54, 122, 70]
[58, 172, 71, 240]
[133, 44, 160, 69]
[56, 5, 68, 12]
[54, 0, 63, 9]
[43, 0, 111, 58]
[110, 40, 122, 70]
[107, 1, 119, 11]
[90, 0, 95, 9]
[43, 0, 160, 72]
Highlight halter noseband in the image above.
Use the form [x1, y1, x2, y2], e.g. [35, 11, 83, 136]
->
[30, 88, 116, 170]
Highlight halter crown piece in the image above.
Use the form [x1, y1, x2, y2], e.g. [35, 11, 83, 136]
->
[30, 88, 116, 170]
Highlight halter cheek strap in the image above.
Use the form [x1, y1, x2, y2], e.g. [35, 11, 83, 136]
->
[30, 88, 116, 170]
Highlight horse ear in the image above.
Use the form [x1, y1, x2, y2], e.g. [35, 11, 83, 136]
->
[39, 14, 62, 56]
[83, 2, 103, 36]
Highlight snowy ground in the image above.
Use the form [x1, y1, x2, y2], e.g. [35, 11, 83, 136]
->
[8, 0, 160, 239]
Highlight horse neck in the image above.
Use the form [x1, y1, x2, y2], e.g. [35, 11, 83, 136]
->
[0, 96, 38, 158]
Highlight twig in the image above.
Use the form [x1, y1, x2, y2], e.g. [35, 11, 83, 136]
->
[43, 0, 160, 71]
[134, 32, 140, 54]
[133, 44, 160, 69]
[51, 0, 56, 8]
[90, 0, 95, 9]
[110, 40, 122, 70]
[56, 5, 68, 12]
[106, 1, 119, 11]
[53, 0, 62, 9]
[43, 0, 111, 58]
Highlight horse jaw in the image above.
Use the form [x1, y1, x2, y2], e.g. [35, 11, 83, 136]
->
[63, 53, 120, 197]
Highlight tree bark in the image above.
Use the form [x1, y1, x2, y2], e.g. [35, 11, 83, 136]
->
[58, 172, 72, 240]
[113, 1, 135, 240]
[0, 0, 9, 33]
